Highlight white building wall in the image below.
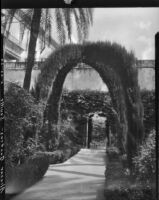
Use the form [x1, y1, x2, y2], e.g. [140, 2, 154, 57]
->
[4, 65, 155, 91]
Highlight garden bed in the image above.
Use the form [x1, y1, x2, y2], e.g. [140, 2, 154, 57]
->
[5, 146, 80, 199]
[104, 147, 156, 200]
[6, 154, 49, 198]
[36, 145, 80, 164]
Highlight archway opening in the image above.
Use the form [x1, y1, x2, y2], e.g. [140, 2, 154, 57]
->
[58, 63, 114, 150]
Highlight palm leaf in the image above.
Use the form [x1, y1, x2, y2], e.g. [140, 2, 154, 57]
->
[55, 8, 66, 45]
[4, 9, 17, 37]
[63, 8, 72, 42]
[78, 8, 89, 40]
[72, 9, 83, 43]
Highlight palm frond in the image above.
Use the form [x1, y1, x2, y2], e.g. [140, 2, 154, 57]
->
[18, 9, 33, 42]
[45, 9, 52, 46]
[3, 9, 17, 37]
[78, 8, 89, 40]
[55, 8, 66, 45]
[72, 9, 83, 43]
[86, 8, 94, 25]
[16, 9, 33, 29]
[63, 8, 72, 42]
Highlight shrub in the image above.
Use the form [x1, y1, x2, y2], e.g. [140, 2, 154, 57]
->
[37, 150, 64, 164]
[132, 129, 156, 184]
[106, 146, 120, 160]
[6, 154, 49, 195]
[104, 185, 156, 200]
[61, 90, 111, 116]
[4, 82, 44, 166]
[37, 146, 80, 164]
[26, 154, 49, 179]
[57, 116, 85, 148]
[141, 90, 155, 136]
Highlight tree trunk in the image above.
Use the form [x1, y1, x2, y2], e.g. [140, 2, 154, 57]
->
[23, 9, 41, 91]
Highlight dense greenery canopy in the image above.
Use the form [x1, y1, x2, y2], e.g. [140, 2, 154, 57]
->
[61, 90, 112, 115]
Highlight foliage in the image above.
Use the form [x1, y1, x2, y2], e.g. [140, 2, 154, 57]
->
[58, 120, 79, 147]
[6, 154, 49, 194]
[106, 146, 120, 160]
[61, 90, 116, 142]
[4, 8, 93, 50]
[4, 82, 44, 166]
[36, 146, 80, 164]
[58, 110, 87, 147]
[132, 129, 156, 184]
[141, 90, 155, 136]
[121, 154, 129, 169]
[37, 150, 64, 164]
[35, 42, 144, 165]
[61, 89, 112, 115]
[104, 185, 156, 200]
[92, 118, 106, 142]
[3, 8, 93, 90]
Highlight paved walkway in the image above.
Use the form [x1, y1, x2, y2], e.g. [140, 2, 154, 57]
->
[12, 149, 106, 200]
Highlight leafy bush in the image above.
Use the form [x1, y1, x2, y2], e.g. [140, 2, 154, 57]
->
[141, 90, 155, 136]
[37, 146, 80, 164]
[37, 150, 64, 164]
[10, 138, 46, 165]
[132, 129, 156, 184]
[6, 154, 49, 194]
[61, 89, 111, 116]
[57, 114, 86, 148]
[4, 82, 44, 166]
[27, 154, 49, 178]
[121, 154, 129, 169]
[104, 185, 156, 200]
[106, 146, 120, 160]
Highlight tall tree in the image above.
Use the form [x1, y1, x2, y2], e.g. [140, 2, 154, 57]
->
[3, 8, 93, 91]
[23, 9, 42, 90]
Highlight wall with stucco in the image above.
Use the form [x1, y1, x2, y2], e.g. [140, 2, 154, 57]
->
[4, 60, 155, 91]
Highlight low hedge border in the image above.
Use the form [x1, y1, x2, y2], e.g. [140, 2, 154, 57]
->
[36, 146, 80, 164]
[6, 154, 49, 196]
[104, 146, 156, 200]
[5, 146, 80, 199]
[104, 185, 156, 200]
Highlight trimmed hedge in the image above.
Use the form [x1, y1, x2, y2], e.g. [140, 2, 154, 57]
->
[132, 129, 156, 184]
[141, 90, 155, 136]
[6, 154, 49, 195]
[104, 185, 156, 200]
[37, 146, 80, 164]
[61, 90, 111, 116]
[106, 146, 120, 161]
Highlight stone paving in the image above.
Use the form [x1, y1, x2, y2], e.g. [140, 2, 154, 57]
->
[12, 148, 106, 200]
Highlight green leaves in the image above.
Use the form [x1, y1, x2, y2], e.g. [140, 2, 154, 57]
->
[133, 129, 156, 184]
[141, 90, 155, 136]
[55, 8, 93, 44]
[5, 83, 44, 166]
[61, 90, 112, 115]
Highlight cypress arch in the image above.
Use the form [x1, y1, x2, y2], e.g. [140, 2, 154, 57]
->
[36, 41, 144, 163]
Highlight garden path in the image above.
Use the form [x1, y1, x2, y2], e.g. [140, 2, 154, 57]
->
[12, 148, 106, 200]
